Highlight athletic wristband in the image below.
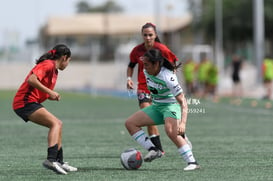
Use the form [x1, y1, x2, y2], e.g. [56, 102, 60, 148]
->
[127, 77, 132, 81]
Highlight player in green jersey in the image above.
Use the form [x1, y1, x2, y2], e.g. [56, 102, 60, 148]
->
[125, 49, 200, 171]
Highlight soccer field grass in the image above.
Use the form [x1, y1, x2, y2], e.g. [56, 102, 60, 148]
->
[0, 90, 272, 181]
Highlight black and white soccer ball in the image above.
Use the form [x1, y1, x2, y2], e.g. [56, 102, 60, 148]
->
[120, 148, 143, 170]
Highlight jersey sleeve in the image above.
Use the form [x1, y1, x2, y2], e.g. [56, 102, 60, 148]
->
[129, 47, 139, 64]
[32, 61, 54, 81]
[164, 70, 183, 96]
[155, 42, 178, 63]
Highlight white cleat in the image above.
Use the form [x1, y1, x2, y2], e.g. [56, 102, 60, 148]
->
[59, 162, 78, 172]
[144, 150, 163, 162]
[43, 160, 67, 175]
[183, 163, 200, 171]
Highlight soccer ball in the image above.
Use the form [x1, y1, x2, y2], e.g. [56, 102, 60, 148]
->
[120, 148, 143, 170]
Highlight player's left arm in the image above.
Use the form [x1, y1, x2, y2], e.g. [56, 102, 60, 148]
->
[165, 71, 187, 134]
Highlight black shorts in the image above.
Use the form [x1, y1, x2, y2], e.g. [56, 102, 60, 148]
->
[14, 102, 43, 122]
[137, 92, 152, 105]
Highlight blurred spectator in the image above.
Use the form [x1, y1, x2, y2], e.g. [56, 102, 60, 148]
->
[262, 55, 273, 100]
[182, 57, 197, 96]
[206, 63, 218, 101]
[231, 54, 243, 98]
[196, 54, 212, 98]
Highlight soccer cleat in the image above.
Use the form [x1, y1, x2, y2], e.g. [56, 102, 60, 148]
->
[144, 150, 163, 162]
[183, 163, 200, 171]
[43, 159, 67, 175]
[59, 162, 78, 172]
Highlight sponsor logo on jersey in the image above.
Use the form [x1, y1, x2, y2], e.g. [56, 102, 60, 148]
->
[173, 84, 182, 92]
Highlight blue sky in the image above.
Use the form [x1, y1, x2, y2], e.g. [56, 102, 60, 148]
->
[0, 0, 189, 46]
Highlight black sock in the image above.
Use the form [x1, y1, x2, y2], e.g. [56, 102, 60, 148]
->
[47, 144, 58, 162]
[150, 136, 163, 152]
[148, 146, 158, 151]
[57, 147, 64, 164]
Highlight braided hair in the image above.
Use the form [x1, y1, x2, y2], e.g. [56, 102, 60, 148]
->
[36, 44, 71, 64]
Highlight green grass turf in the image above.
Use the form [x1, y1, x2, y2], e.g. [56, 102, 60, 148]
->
[1, 90, 273, 181]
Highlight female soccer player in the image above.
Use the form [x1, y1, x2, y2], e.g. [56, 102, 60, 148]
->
[12, 44, 77, 174]
[126, 23, 179, 153]
[125, 49, 200, 171]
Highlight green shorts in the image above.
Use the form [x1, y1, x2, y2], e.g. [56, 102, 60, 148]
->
[142, 103, 181, 125]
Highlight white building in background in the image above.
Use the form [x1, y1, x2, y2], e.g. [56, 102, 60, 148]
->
[39, 13, 192, 61]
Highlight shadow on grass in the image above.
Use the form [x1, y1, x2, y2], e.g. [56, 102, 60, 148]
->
[78, 166, 178, 172]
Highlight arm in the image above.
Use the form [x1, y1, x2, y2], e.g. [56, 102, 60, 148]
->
[175, 93, 188, 135]
[28, 74, 60, 101]
[126, 66, 134, 90]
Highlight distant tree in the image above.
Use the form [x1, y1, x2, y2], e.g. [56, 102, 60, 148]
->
[201, 0, 252, 42]
[76, 0, 123, 13]
[76, 1, 90, 13]
[200, 0, 273, 43]
[264, 0, 273, 44]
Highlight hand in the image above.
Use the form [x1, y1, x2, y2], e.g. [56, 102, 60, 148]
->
[127, 79, 134, 90]
[48, 91, 61, 101]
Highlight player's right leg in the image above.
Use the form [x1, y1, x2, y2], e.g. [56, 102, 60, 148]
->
[125, 109, 163, 162]
[139, 96, 164, 153]
[29, 108, 67, 174]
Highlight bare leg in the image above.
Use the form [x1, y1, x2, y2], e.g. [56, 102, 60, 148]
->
[164, 117, 187, 148]
[28, 107, 63, 148]
[139, 102, 163, 151]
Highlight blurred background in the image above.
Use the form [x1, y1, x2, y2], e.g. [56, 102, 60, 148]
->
[0, 0, 272, 100]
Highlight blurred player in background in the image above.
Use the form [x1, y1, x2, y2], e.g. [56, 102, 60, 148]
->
[231, 54, 243, 98]
[206, 62, 219, 101]
[12, 44, 77, 175]
[125, 49, 200, 171]
[126, 22, 179, 153]
[196, 54, 212, 98]
[262, 55, 273, 100]
[182, 57, 197, 96]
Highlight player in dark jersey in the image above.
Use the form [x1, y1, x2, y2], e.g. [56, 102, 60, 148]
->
[126, 23, 178, 153]
[13, 44, 77, 174]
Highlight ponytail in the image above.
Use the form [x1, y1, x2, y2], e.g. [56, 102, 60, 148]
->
[36, 44, 71, 64]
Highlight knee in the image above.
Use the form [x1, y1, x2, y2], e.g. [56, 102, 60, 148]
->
[125, 119, 132, 130]
[52, 119, 63, 131]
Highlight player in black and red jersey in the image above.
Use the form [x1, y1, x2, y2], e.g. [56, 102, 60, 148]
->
[13, 44, 77, 174]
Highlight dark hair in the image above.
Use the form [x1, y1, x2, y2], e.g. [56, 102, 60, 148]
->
[141, 23, 161, 43]
[144, 49, 181, 71]
[36, 44, 71, 64]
